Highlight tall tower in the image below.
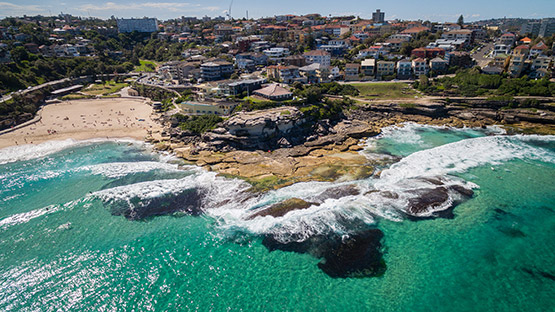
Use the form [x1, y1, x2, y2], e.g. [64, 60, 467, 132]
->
[372, 9, 385, 23]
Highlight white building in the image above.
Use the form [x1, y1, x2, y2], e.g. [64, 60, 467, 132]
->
[303, 50, 331, 68]
[263, 47, 290, 61]
[117, 18, 158, 33]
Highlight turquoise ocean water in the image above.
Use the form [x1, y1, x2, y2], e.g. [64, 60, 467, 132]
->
[0, 124, 554, 311]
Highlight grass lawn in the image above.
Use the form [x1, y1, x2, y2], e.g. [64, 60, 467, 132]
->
[350, 82, 420, 100]
[134, 60, 158, 72]
[82, 81, 128, 96]
[60, 93, 95, 100]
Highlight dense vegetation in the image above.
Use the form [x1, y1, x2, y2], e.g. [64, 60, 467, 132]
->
[174, 114, 223, 134]
[414, 68, 555, 97]
[131, 83, 176, 101]
[0, 53, 134, 94]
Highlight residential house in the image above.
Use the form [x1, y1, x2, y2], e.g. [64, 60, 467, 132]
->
[283, 55, 306, 67]
[345, 63, 361, 81]
[253, 84, 293, 101]
[266, 65, 301, 83]
[386, 39, 406, 51]
[389, 34, 412, 42]
[263, 47, 290, 62]
[180, 101, 237, 115]
[493, 43, 511, 56]
[236, 58, 255, 71]
[224, 78, 266, 96]
[350, 22, 370, 33]
[412, 58, 429, 77]
[299, 63, 329, 83]
[530, 56, 552, 78]
[396, 59, 413, 79]
[361, 59, 376, 78]
[324, 25, 350, 37]
[330, 66, 341, 80]
[411, 47, 445, 59]
[508, 45, 530, 77]
[236, 52, 268, 71]
[303, 50, 331, 68]
[400, 26, 430, 38]
[441, 29, 474, 46]
[358, 46, 388, 59]
[530, 41, 548, 56]
[376, 60, 396, 79]
[498, 33, 516, 47]
[23, 43, 39, 54]
[429, 57, 449, 74]
[518, 37, 532, 45]
[446, 51, 473, 68]
[427, 39, 467, 51]
[353, 32, 369, 40]
[200, 61, 234, 81]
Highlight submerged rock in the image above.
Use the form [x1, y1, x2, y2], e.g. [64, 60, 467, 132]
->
[314, 184, 361, 202]
[246, 198, 316, 220]
[262, 228, 386, 278]
[407, 187, 450, 215]
[110, 188, 205, 220]
[317, 229, 386, 278]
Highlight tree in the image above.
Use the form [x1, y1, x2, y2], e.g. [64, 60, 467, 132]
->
[457, 15, 464, 27]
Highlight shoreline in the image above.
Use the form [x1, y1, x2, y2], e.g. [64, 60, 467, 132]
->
[2, 96, 554, 191]
[0, 97, 162, 150]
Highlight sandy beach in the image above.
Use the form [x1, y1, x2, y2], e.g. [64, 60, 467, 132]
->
[0, 98, 162, 149]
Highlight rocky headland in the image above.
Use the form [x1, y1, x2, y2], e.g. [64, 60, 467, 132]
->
[149, 97, 555, 191]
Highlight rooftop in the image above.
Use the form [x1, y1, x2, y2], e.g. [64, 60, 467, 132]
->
[255, 84, 292, 97]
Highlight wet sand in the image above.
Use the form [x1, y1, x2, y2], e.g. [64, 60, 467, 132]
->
[0, 98, 162, 149]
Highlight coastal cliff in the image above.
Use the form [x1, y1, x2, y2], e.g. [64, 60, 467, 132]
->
[150, 98, 555, 191]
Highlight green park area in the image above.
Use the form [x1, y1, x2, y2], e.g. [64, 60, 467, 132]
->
[82, 81, 128, 96]
[134, 60, 158, 72]
[350, 82, 420, 100]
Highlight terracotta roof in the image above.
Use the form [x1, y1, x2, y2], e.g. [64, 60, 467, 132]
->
[520, 37, 532, 42]
[531, 41, 547, 50]
[514, 45, 530, 50]
[304, 50, 330, 56]
[401, 26, 430, 34]
[255, 84, 292, 97]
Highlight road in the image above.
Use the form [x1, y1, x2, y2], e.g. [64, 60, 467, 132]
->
[472, 42, 494, 68]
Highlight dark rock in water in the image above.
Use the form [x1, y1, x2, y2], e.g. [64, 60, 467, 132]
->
[407, 187, 449, 214]
[379, 191, 399, 199]
[246, 198, 317, 220]
[315, 184, 360, 201]
[262, 234, 331, 258]
[498, 226, 526, 238]
[449, 185, 474, 197]
[522, 267, 555, 281]
[317, 229, 386, 278]
[422, 177, 444, 185]
[539, 271, 555, 281]
[262, 228, 386, 278]
[111, 188, 205, 220]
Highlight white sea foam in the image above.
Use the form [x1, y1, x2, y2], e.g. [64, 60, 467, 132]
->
[0, 205, 59, 230]
[210, 134, 555, 242]
[0, 138, 145, 165]
[91, 169, 250, 210]
[377, 135, 555, 185]
[79, 161, 182, 178]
